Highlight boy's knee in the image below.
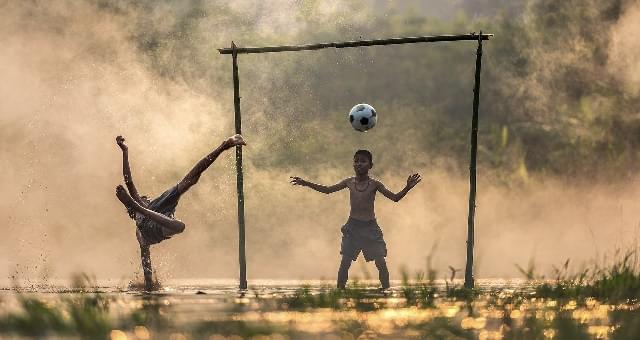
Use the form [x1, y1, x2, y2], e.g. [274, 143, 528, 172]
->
[164, 221, 186, 236]
[175, 221, 186, 233]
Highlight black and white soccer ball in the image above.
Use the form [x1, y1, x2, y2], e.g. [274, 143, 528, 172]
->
[348, 103, 377, 132]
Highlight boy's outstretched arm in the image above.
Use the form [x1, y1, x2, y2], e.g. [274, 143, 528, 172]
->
[377, 173, 421, 202]
[290, 177, 347, 194]
[116, 136, 144, 205]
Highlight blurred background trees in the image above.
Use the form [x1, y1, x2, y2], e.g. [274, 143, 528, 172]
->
[97, 0, 640, 184]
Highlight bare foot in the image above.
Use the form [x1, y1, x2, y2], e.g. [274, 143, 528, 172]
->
[116, 185, 139, 212]
[225, 134, 246, 148]
[116, 135, 127, 151]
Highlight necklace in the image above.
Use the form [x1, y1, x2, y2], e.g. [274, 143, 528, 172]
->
[355, 178, 370, 192]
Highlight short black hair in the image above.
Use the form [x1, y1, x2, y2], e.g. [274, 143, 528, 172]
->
[354, 149, 373, 163]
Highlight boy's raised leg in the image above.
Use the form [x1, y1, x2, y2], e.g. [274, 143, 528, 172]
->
[337, 256, 353, 289]
[374, 257, 390, 289]
[177, 134, 246, 195]
[116, 185, 185, 233]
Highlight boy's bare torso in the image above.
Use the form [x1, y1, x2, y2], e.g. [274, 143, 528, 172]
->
[346, 177, 378, 221]
[290, 154, 420, 223]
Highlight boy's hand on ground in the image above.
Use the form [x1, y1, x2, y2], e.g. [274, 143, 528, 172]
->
[225, 134, 246, 148]
[290, 176, 307, 186]
[116, 135, 127, 151]
[406, 173, 421, 189]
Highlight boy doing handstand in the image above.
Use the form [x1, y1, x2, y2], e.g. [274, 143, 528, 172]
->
[115, 134, 246, 290]
[290, 150, 421, 289]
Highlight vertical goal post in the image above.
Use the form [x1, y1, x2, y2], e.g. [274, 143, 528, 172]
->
[218, 33, 492, 290]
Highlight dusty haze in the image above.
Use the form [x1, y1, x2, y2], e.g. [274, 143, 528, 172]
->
[1, 0, 640, 285]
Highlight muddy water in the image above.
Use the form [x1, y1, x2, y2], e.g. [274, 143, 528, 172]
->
[0, 280, 638, 339]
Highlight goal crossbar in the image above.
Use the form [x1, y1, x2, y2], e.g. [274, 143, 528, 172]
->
[219, 33, 492, 55]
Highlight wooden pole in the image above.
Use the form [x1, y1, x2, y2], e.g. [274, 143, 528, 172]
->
[232, 41, 248, 290]
[465, 33, 484, 289]
[219, 33, 492, 55]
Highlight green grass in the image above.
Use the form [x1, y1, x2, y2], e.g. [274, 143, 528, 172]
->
[0, 293, 111, 338]
[278, 282, 388, 311]
[2, 253, 640, 338]
[400, 269, 437, 308]
[415, 317, 475, 340]
[518, 251, 640, 303]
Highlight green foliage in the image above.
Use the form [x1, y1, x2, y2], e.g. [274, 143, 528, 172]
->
[55, 0, 637, 183]
[0, 294, 111, 338]
[279, 282, 389, 311]
[279, 284, 342, 310]
[192, 320, 282, 338]
[416, 317, 475, 339]
[0, 297, 69, 336]
[518, 251, 640, 303]
[75, 0, 640, 182]
[0, 274, 112, 338]
[64, 294, 111, 338]
[553, 312, 591, 340]
[588, 251, 640, 302]
[3, 267, 640, 339]
[400, 268, 437, 308]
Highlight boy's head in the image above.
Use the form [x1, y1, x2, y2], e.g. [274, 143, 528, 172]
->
[353, 150, 373, 175]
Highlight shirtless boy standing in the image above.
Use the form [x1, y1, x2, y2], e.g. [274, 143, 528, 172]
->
[290, 150, 421, 289]
[115, 134, 246, 290]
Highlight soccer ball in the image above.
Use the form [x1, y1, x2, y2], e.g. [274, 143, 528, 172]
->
[348, 103, 377, 132]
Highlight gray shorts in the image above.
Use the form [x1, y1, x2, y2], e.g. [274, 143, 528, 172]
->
[340, 217, 387, 262]
[136, 185, 181, 245]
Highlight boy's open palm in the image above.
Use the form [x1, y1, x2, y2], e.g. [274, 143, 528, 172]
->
[290, 176, 306, 186]
[407, 173, 421, 189]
